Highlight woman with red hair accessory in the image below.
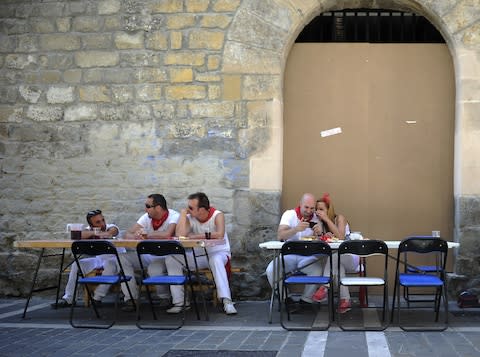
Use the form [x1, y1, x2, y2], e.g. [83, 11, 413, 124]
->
[312, 193, 360, 314]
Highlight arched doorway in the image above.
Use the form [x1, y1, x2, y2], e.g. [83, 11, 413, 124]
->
[282, 9, 455, 243]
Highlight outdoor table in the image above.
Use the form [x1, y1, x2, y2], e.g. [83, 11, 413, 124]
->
[259, 239, 460, 324]
[14, 238, 224, 318]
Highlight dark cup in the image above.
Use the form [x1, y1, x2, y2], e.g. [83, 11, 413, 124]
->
[309, 221, 317, 229]
[70, 230, 81, 240]
[204, 232, 211, 240]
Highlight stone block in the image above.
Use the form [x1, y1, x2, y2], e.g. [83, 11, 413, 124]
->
[149, 0, 183, 13]
[64, 104, 97, 121]
[165, 52, 205, 66]
[207, 55, 221, 70]
[458, 195, 480, 228]
[186, 0, 210, 12]
[15, 35, 36, 52]
[63, 69, 82, 83]
[135, 68, 168, 83]
[200, 14, 232, 28]
[137, 84, 164, 101]
[243, 74, 280, 100]
[228, 8, 288, 51]
[146, 31, 168, 50]
[103, 68, 135, 83]
[98, 0, 121, 15]
[26, 105, 63, 122]
[189, 102, 234, 118]
[166, 14, 196, 29]
[151, 103, 176, 119]
[73, 16, 103, 32]
[462, 22, 480, 49]
[208, 85, 221, 100]
[30, 18, 56, 33]
[83, 69, 103, 83]
[39, 34, 81, 51]
[0, 86, 17, 104]
[5, 54, 37, 70]
[114, 31, 145, 49]
[75, 51, 119, 68]
[170, 31, 182, 49]
[46, 86, 74, 104]
[223, 75, 241, 100]
[196, 73, 221, 82]
[79, 85, 112, 102]
[189, 30, 224, 49]
[18, 85, 41, 104]
[81, 33, 113, 49]
[121, 52, 162, 66]
[104, 15, 122, 30]
[212, 0, 241, 12]
[223, 41, 281, 74]
[165, 85, 206, 100]
[56, 17, 72, 32]
[111, 85, 134, 103]
[170, 68, 193, 83]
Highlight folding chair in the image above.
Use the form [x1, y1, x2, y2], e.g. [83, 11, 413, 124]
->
[280, 241, 333, 331]
[69, 240, 135, 329]
[403, 235, 441, 305]
[337, 240, 389, 331]
[391, 237, 449, 331]
[136, 240, 198, 329]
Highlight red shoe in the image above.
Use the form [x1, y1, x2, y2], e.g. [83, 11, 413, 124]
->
[312, 286, 328, 302]
[337, 299, 351, 314]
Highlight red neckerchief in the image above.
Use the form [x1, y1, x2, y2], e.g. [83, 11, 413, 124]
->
[295, 206, 313, 221]
[198, 207, 216, 223]
[152, 210, 169, 231]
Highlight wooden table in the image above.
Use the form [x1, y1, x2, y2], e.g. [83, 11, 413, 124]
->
[259, 239, 460, 324]
[14, 238, 224, 318]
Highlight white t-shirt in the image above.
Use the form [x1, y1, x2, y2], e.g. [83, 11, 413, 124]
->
[137, 209, 180, 235]
[279, 209, 321, 241]
[188, 209, 230, 256]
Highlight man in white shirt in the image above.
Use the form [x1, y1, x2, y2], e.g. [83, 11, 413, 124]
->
[120, 193, 179, 312]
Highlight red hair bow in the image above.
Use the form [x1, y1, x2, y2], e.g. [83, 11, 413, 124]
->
[322, 193, 331, 205]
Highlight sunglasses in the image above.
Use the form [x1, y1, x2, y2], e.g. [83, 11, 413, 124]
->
[86, 209, 102, 218]
[145, 204, 158, 209]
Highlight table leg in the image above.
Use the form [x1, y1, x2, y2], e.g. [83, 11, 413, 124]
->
[22, 248, 45, 318]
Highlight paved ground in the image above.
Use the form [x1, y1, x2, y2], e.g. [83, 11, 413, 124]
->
[0, 295, 480, 357]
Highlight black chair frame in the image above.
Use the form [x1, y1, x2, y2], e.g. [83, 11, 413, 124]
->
[69, 240, 135, 329]
[280, 241, 333, 331]
[391, 237, 449, 331]
[337, 240, 389, 331]
[136, 240, 199, 329]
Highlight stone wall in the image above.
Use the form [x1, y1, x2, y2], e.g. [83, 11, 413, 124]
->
[1, 0, 480, 299]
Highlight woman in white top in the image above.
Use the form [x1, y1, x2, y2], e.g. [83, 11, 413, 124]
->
[313, 193, 359, 313]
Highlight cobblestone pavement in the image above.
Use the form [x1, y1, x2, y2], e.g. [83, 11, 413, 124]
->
[0, 296, 479, 357]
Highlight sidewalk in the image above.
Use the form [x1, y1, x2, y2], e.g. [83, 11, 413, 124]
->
[0, 296, 479, 356]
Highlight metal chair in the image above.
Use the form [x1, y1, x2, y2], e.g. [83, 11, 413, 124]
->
[69, 240, 135, 329]
[403, 235, 441, 305]
[136, 240, 198, 329]
[280, 241, 333, 330]
[337, 240, 389, 331]
[391, 237, 449, 331]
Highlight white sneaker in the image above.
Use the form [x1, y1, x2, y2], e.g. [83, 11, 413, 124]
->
[166, 303, 190, 314]
[223, 298, 237, 315]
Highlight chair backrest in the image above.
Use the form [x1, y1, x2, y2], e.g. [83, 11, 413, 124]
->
[399, 237, 448, 255]
[137, 240, 186, 257]
[71, 240, 117, 256]
[281, 240, 332, 257]
[338, 240, 388, 257]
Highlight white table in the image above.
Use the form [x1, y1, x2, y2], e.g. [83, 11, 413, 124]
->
[259, 239, 459, 323]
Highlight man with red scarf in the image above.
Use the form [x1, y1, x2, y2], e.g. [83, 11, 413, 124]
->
[120, 193, 179, 312]
[166, 192, 237, 315]
[265, 193, 325, 303]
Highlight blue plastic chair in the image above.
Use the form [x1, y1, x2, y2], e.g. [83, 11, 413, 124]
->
[280, 241, 333, 330]
[136, 240, 198, 329]
[337, 240, 389, 331]
[391, 237, 449, 331]
[69, 240, 135, 329]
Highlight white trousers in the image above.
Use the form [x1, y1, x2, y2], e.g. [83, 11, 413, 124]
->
[324, 252, 360, 300]
[63, 256, 115, 304]
[118, 251, 169, 301]
[165, 251, 231, 305]
[266, 254, 324, 300]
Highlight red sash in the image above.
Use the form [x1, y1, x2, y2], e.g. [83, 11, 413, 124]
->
[198, 207, 216, 223]
[152, 210, 169, 231]
[295, 206, 312, 221]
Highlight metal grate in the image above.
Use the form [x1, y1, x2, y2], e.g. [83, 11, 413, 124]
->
[296, 9, 445, 43]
